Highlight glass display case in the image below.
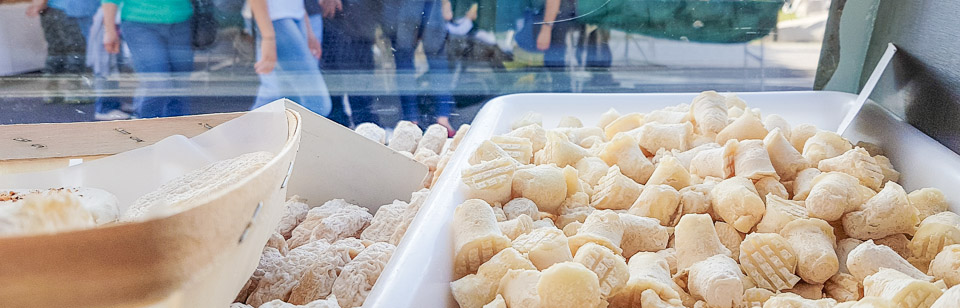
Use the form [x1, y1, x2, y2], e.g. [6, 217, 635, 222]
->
[1, 0, 830, 128]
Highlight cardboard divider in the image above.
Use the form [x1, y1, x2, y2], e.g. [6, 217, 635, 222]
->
[282, 102, 428, 210]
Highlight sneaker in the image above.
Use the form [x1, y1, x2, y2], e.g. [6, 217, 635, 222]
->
[120, 102, 136, 114]
[584, 74, 620, 88]
[446, 18, 474, 36]
[63, 96, 94, 104]
[43, 96, 64, 104]
[60, 77, 93, 104]
[94, 110, 132, 121]
[42, 76, 62, 104]
[475, 30, 496, 45]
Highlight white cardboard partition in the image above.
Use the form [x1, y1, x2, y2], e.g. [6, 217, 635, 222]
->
[283, 102, 428, 210]
[365, 91, 960, 308]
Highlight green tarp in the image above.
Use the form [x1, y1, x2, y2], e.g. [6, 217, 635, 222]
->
[577, 0, 785, 43]
[452, 0, 784, 43]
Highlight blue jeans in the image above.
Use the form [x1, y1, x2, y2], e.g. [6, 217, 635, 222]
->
[308, 14, 323, 44]
[516, 9, 574, 92]
[76, 16, 93, 41]
[77, 14, 124, 114]
[121, 21, 193, 118]
[388, 0, 454, 121]
[253, 18, 332, 116]
[322, 17, 377, 127]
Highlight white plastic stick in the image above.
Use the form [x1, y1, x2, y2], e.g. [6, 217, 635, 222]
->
[837, 43, 898, 136]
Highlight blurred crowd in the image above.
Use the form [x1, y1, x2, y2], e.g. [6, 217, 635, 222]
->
[25, 0, 615, 133]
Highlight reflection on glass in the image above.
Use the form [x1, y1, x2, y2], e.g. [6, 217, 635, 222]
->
[1, 0, 828, 127]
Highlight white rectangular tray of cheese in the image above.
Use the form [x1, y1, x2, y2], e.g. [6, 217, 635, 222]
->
[364, 91, 960, 308]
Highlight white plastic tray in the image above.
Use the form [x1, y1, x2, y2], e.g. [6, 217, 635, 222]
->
[364, 91, 960, 308]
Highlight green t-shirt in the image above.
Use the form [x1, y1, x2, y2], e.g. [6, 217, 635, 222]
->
[103, 0, 193, 24]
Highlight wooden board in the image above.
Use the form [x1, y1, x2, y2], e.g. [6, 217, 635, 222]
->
[0, 113, 243, 175]
[0, 113, 243, 161]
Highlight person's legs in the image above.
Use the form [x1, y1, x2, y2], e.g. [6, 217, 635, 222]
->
[39, 11, 89, 103]
[543, 24, 571, 92]
[92, 54, 127, 119]
[319, 18, 339, 71]
[308, 14, 323, 44]
[90, 10, 128, 118]
[253, 64, 288, 109]
[39, 8, 74, 103]
[290, 19, 332, 115]
[392, 40, 420, 122]
[76, 16, 94, 43]
[75, 15, 95, 100]
[39, 7, 69, 75]
[320, 19, 349, 126]
[598, 30, 612, 67]
[584, 27, 616, 87]
[345, 38, 378, 125]
[58, 15, 90, 103]
[307, 15, 335, 117]
[585, 28, 611, 68]
[254, 19, 332, 116]
[327, 95, 351, 126]
[162, 20, 194, 117]
[121, 21, 175, 118]
[348, 94, 377, 125]
[38, 9, 60, 102]
[254, 19, 297, 110]
[93, 82, 123, 116]
[420, 0, 455, 132]
[388, 1, 423, 123]
[52, 15, 86, 76]
[322, 19, 378, 126]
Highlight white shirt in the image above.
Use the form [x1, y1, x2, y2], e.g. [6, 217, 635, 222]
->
[268, 0, 306, 21]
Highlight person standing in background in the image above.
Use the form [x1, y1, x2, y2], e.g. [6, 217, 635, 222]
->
[26, 0, 96, 104]
[87, 6, 133, 120]
[514, 0, 575, 92]
[102, 0, 193, 118]
[247, 0, 332, 116]
[381, 0, 456, 135]
[72, 0, 131, 120]
[577, 25, 617, 89]
[537, 0, 575, 92]
[319, 0, 382, 127]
